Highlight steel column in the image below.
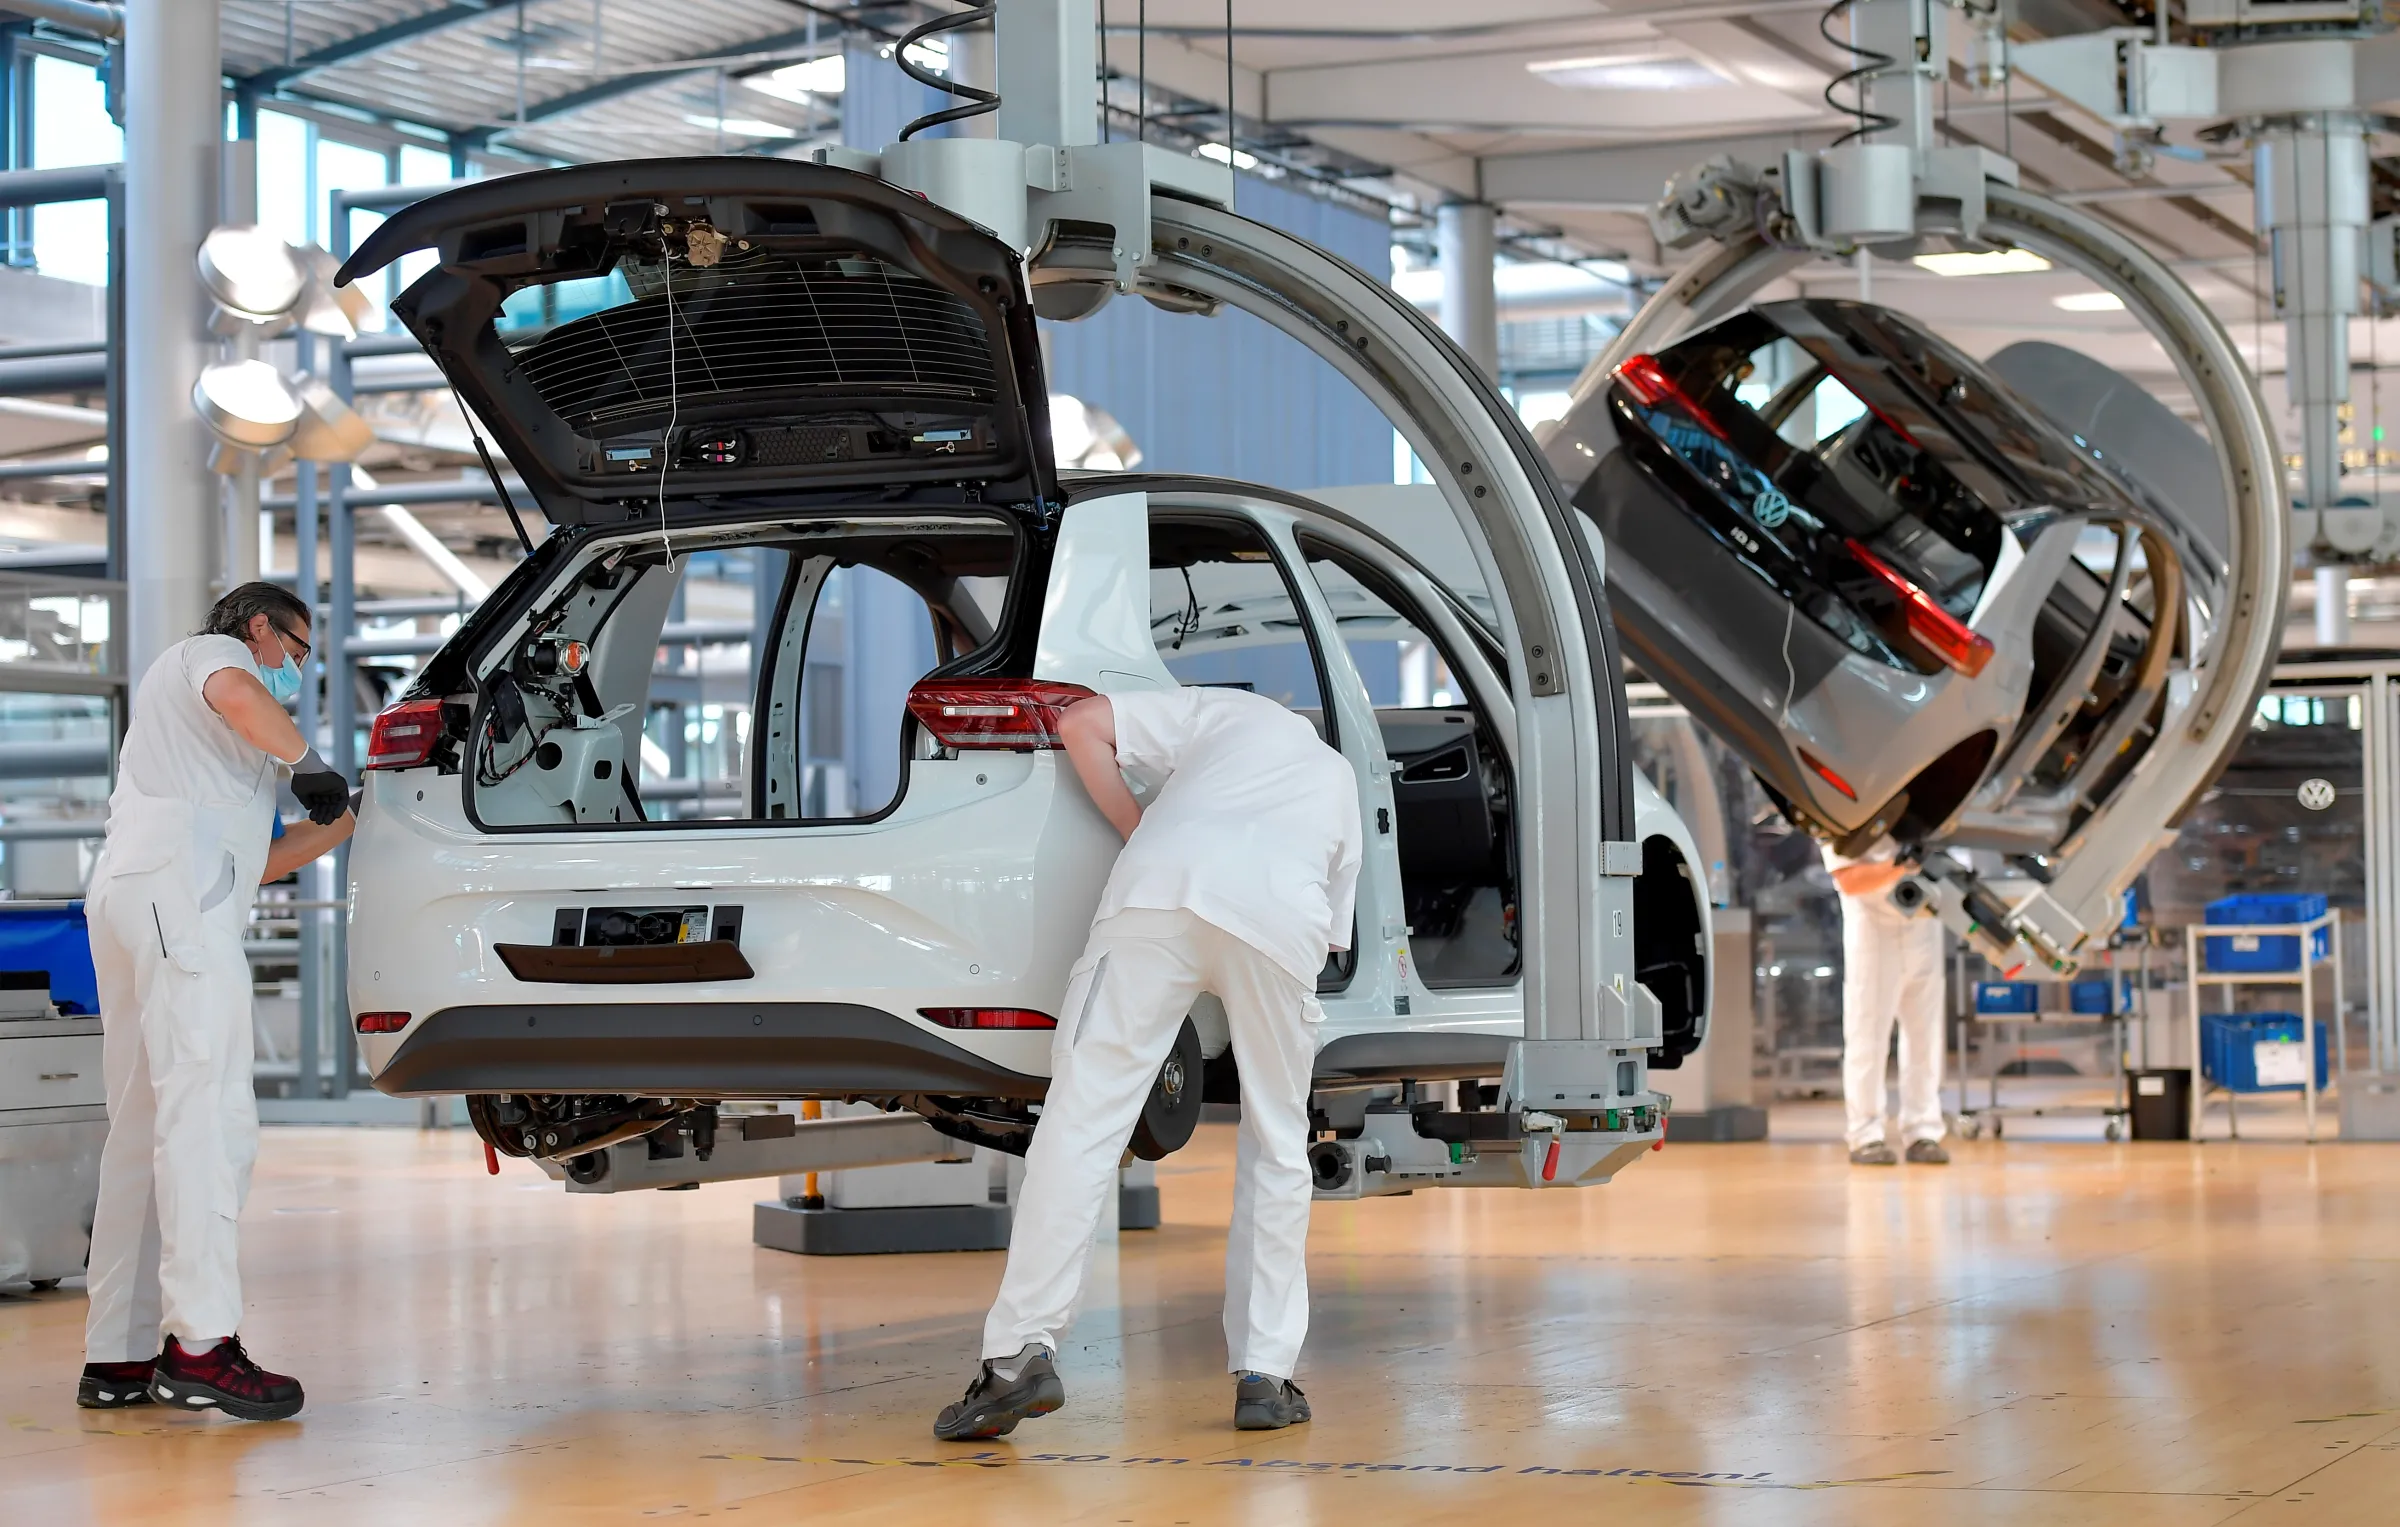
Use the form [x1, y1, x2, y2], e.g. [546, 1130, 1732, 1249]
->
[326, 195, 362, 1097]
[2379, 673, 2398, 1074]
[293, 442, 321, 1098]
[120, 0, 220, 689]
[1436, 201, 1498, 382]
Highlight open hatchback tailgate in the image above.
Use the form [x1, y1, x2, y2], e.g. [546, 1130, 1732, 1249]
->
[335, 157, 1057, 525]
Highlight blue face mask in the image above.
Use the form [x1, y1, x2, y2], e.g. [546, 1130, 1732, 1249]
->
[259, 652, 303, 704]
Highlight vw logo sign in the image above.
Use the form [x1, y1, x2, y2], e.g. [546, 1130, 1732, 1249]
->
[1752, 486, 1792, 528]
[2297, 777, 2338, 811]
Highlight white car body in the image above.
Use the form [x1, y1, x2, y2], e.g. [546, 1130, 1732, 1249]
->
[332, 156, 1701, 1185]
[353, 485, 1712, 1129]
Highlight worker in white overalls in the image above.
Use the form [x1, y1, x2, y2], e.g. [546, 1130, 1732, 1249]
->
[934, 685, 1362, 1439]
[77, 584, 355, 1420]
[1825, 841, 1948, 1166]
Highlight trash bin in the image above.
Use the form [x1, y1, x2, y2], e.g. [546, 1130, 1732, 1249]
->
[2128, 1068, 2191, 1140]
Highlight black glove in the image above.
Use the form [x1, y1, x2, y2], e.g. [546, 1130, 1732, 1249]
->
[288, 746, 350, 827]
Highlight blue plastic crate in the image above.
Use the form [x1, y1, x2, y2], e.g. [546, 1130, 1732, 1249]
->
[2200, 1011, 2330, 1092]
[2203, 892, 2331, 972]
[2069, 979, 2115, 1015]
[1975, 981, 2039, 1014]
[0, 900, 96, 1015]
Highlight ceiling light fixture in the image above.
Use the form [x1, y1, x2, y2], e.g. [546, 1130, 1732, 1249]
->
[1527, 53, 1730, 91]
[683, 114, 797, 139]
[2053, 291, 2127, 312]
[743, 53, 845, 102]
[1912, 249, 2053, 277]
[1197, 141, 1258, 171]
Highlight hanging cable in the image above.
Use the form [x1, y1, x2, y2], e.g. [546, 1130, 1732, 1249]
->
[897, 2, 999, 141]
[1818, 0, 1899, 146]
[2372, 285, 2383, 483]
[658, 248, 679, 565]
[1224, 0, 1235, 209]
[2001, 0, 2013, 159]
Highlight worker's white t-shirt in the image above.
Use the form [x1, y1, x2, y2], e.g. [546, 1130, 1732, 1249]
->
[1095, 686, 1363, 985]
[94, 634, 280, 896]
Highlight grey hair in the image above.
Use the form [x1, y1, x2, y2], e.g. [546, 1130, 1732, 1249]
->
[200, 581, 311, 642]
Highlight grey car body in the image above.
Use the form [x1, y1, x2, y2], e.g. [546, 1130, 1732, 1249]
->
[1542, 298, 2224, 864]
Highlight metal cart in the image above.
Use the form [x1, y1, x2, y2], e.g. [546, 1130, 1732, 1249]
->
[2183, 911, 2341, 1143]
[1954, 941, 2141, 1141]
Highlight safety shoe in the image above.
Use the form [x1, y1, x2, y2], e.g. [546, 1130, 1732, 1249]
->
[1234, 1373, 1311, 1431]
[932, 1345, 1063, 1441]
[148, 1336, 304, 1421]
[76, 1358, 157, 1409]
[1905, 1139, 1951, 1165]
[1849, 1141, 1898, 1166]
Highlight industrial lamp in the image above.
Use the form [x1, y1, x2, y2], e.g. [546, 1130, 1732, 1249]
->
[196, 224, 306, 327]
[191, 358, 301, 450]
[195, 227, 371, 338]
[191, 365, 375, 467]
[193, 223, 374, 472]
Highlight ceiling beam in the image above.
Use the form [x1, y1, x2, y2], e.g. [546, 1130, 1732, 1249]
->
[462, 24, 829, 145]
[1480, 130, 1839, 209]
[240, 1, 505, 96]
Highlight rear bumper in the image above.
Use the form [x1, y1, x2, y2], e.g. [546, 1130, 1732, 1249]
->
[371, 1002, 1047, 1100]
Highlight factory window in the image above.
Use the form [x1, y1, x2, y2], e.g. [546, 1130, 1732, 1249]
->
[27, 55, 117, 282]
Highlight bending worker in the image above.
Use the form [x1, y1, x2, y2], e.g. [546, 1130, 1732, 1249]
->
[935, 684, 1361, 1440]
[78, 583, 354, 1421]
[1825, 841, 1948, 1166]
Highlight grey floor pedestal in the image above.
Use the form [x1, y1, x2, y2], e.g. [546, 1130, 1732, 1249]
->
[753, 1200, 1011, 1256]
[1120, 1183, 1160, 1230]
[1665, 1105, 1770, 1142]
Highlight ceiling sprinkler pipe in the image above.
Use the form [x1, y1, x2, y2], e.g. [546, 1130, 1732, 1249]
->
[9, 0, 122, 39]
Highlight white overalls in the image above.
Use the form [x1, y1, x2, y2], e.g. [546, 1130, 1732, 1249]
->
[981, 687, 1362, 1382]
[1827, 846, 1947, 1152]
[84, 635, 278, 1361]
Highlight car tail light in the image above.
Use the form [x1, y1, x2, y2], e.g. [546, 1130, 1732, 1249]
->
[905, 679, 1096, 750]
[1799, 748, 1858, 800]
[355, 1011, 410, 1034]
[1844, 538, 1995, 678]
[1612, 353, 1728, 441]
[920, 1007, 1058, 1030]
[366, 699, 447, 769]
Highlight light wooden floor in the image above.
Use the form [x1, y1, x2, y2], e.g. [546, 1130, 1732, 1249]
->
[6, 1123, 2400, 1525]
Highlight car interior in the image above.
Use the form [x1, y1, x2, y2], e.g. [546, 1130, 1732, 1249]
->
[1620, 312, 2178, 856]
[467, 514, 1023, 830]
[1299, 538, 1520, 989]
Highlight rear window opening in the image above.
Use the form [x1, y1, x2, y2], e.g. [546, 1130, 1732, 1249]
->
[1607, 304, 2034, 677]
[1147, 514, 1335, 741]
[350, 166, 1057, 514]
[497, 246, 1010, 482]
[466, 513, 1025, 832]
